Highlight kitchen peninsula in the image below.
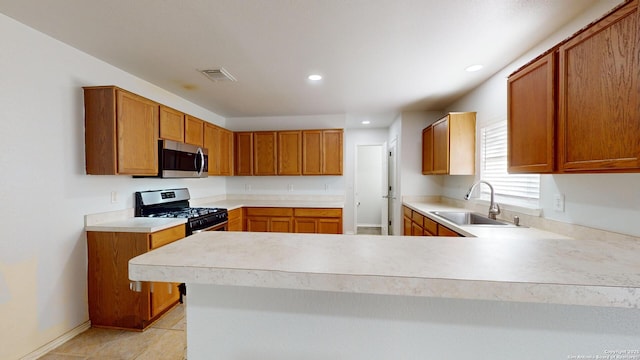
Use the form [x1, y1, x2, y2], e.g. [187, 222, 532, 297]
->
[129, 231, 640, 359]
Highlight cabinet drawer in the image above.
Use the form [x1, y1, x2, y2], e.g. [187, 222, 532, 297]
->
[423, 216, 438, 235]
[149, 225, 185, 249]
[437, 225, 460, 237]
[294, 208, 342, 218]
[411, 211, 424, 224]
[245, 207, 294, 217]
[403, 206, 412, 218]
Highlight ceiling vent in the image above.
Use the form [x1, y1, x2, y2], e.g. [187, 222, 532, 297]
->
[199, 67, 237, 82]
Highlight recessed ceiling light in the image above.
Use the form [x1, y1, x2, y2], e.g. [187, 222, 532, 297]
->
[308, 74, 322, 81]
[465, 64, 483, 72]
[361, 120, 371, 125]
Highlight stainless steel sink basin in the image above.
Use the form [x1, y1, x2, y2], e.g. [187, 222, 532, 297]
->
[430, 211, 512, 226]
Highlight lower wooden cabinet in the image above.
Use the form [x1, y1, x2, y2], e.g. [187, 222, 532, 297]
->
[402, 206, 461, 237]
[244, 207, 343, 234]
[227, 208, 244, 231]
[87, 224, 184, 330]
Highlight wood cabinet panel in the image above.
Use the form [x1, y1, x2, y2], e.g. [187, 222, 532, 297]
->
[87, 224, 184, 330]
[227, 208, 243, 231]
[219, 128, 234, 175]
[271, 217, 293, 232]
[411, 222, 424, 236]
[159, 105, 185, 142]
[322, 129, 343, 175]
[204, 123, 221, 175]
[253, 131, 278, 175]
[184, 115, 204, 147]
[234, 132, 254, 176]
[293, 208, 343, 234]
[246, 217, 269, 232]
[423, 216, 437, 236]
[302, 130, 322, 175]
[246, 207, 294, 217]
[423, 113, 475, 175]
[294, 208, 342, 218]
[84, 86, 159, 175]
[507, 52, 556, 173]
[558, 1, 640, 172]
[437, 225, 460, 237]
[317, 218, 342, 234]
[294, 218, 318, 233]
[278, 131, 302, 175]
[421, 126, 434, 174]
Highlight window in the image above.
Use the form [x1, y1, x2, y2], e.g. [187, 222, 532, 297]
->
[479, 120, 540, 208]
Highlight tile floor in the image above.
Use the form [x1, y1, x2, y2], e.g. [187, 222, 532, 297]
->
[356, 226, 382, 235]
[39, 304, 186, 360]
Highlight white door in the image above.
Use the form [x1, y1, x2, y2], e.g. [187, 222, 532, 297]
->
[380, 142, 389, 235]
[387, 140, 398, 235]
[356, 145, 385, 232]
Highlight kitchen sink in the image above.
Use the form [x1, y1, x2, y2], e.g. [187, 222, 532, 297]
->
[430, 211, 512, 226]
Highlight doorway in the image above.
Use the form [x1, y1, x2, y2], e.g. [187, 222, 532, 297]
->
[355, 144, 388, 235]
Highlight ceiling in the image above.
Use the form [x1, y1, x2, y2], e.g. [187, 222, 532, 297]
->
[0, 0, 601, 127]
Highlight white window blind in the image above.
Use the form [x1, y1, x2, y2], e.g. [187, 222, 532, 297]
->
[479, 120, 540, 207]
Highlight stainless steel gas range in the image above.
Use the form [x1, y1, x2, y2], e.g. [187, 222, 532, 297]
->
[135, 188, 228, 235]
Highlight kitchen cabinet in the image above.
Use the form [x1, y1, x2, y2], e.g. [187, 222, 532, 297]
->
[421, 126, 434, 174]
[402, 206, 460, 237]
[84, 86, 159, 175]
[185, 115, 204, 147]
[87, 224, 184, 330]
[507, 0, 640, 173]
[278, 131, 302, 175]
[234, 132, 254, 176]
[245, 207, 293, 232]
[159, 105, 185, 142]
[302, 129, 344, 175]
[204, 123, 234, 176]
[507, 52, 556, 173]
[422, 112, 475, 175]
[227, 208, 244, 231]
[253, 131, 278, 175]
[293, 208, 343, 234]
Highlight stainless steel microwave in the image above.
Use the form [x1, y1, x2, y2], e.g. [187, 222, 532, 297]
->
[159, 139, 208, 178]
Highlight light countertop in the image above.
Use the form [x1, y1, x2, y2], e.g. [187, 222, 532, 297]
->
[129, 231, 640, 308]
[85, 217, 186, 233]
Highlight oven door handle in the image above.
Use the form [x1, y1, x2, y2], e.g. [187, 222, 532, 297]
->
[195, 147, 205, 176]
[192, 221, 228, 233]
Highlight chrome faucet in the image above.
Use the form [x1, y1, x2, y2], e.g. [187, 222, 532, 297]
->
[464, 180, 501, 220]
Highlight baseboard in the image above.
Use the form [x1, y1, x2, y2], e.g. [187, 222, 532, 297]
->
[20, 320, 91, 360]
[356, 224, 382, 228]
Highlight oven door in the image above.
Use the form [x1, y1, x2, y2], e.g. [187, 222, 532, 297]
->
[160, 140, 208, 178]
[192, 221, 228, 233]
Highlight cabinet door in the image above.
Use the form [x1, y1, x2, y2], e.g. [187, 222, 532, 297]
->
[318, 218, 341, 234]
[227, 208, 244, 231]
[219, 129, 234, 176]
[204, 123, 221, 175]
[558, 1, 640, 172]
[508, 52, 556, 173]
[302, 130, 322, 175]
[432, 117, 449, 174]
[278, 131, 302, 175]
[271, 217, 293, 232]
[116, 90, 159, 175]
[149, 225, 183, 318]
[185, 115, 204, 147]
[437, 225, 460, 237]
[234, 132, 254, 176]
[254, 131, 278, 175]
[322, 129, 343, 175]
[159, 105, 185, 142]
[294, 218, 317, 233]
[422, 126, 434, 174]
[411, 222, 424, 236]
[246, 216, 269, 232]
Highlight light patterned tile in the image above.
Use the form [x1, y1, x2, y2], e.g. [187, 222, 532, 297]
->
[38, 353, 87, 360]
[51, 327, 126, 356]
[152, 304, 184, 330]
[134, 329, 186, 360]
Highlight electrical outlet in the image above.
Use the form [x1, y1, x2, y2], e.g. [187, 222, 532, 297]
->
[287, 184, 294, 192]
[244, 184, 251, 192]
[324, 184, 329, 191]
[553, 193, 565, 212]
[110, 191, 118, 204]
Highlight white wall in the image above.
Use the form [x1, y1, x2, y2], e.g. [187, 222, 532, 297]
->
[0, 14, 228, 359]
[444, 0, 640, 237]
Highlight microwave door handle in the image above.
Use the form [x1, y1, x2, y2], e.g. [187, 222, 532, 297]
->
[196, 147, 205, 176]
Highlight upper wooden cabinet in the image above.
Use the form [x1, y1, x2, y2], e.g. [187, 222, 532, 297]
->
[422, 112, 476, 175]
[204, 123, 234, 176]
[185, 115, 204, 147]
[84, 86, 159, 175]
[254, 131, 278, 175]
[508, 0, 640, 173]
[421, 126, 434, 174]
[507, 52, 556, 173]
[234, 129, 343, 176]
[159, 105, 185, 142]
[302, 129, 344, 175]
[278, 131, 302, 175]
[234, 132, 254, 176]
